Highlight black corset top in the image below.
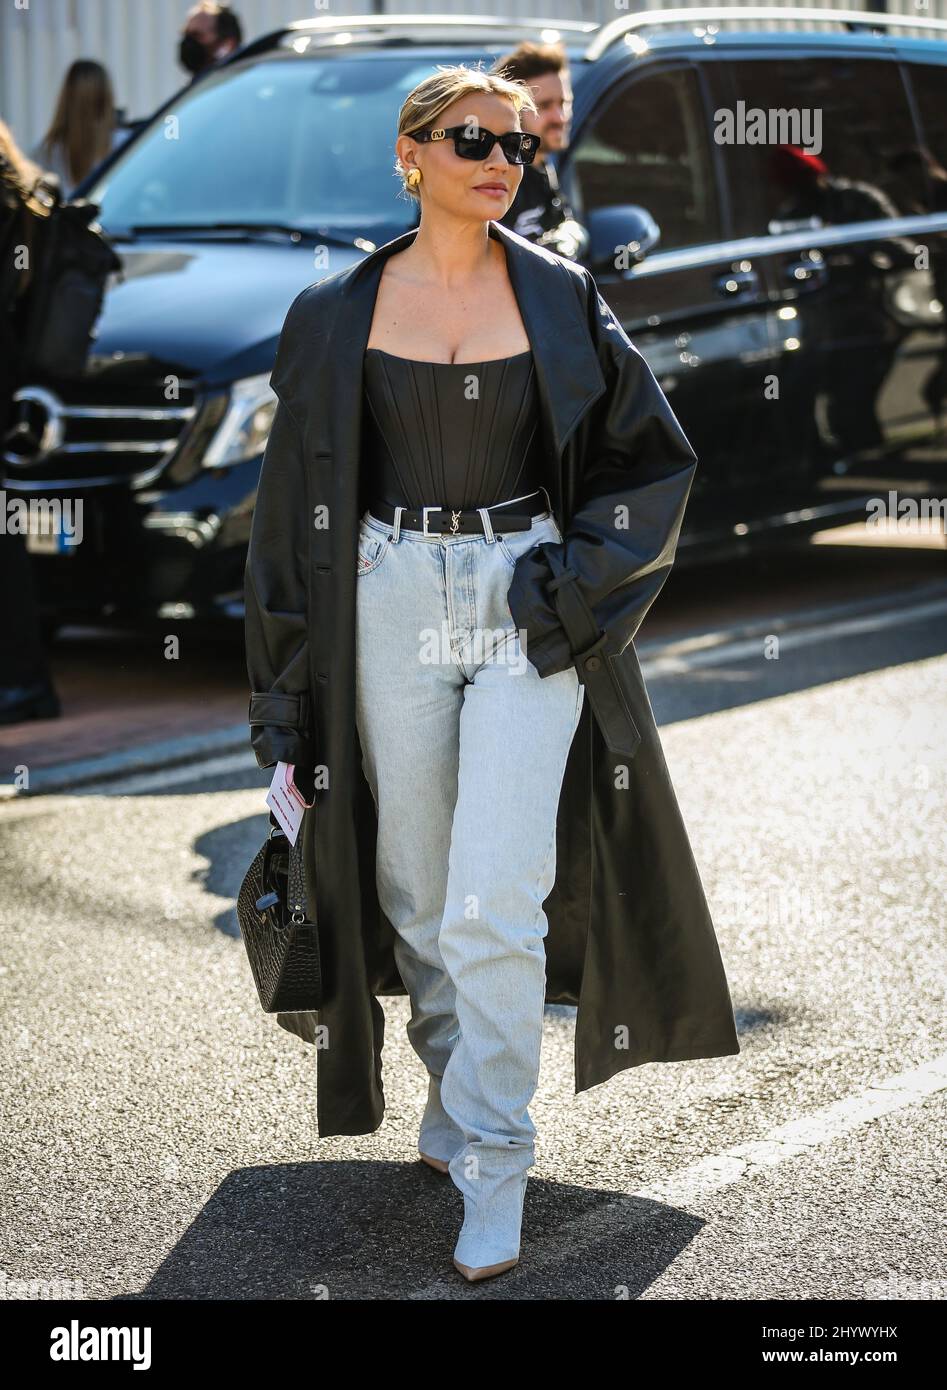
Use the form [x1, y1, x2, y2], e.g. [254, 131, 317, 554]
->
[361, 347, 546, 512]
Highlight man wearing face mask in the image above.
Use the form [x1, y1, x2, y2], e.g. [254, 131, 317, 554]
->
[178, 2, 243, 83]
[493, 41, 588, 261]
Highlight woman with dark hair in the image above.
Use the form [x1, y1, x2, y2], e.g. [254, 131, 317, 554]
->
[244, 65, 739, 1286]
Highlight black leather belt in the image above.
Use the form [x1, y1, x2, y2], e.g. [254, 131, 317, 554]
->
[366, 490, 546, 536]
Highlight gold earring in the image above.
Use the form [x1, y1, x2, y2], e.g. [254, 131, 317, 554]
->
[406, 167, 422, 189]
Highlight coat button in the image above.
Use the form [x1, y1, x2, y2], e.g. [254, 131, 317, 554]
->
[585, 656, 601, 671]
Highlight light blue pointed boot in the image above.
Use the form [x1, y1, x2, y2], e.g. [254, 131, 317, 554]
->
[418, 1072, 465, 1173]
[450, 1157, 528, 1280]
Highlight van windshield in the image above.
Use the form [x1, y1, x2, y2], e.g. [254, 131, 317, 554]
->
[86, 53, 449, 238]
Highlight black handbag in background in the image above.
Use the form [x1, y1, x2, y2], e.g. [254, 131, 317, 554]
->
[16, 172, 123, 379]
[236, 818, 323, 1012]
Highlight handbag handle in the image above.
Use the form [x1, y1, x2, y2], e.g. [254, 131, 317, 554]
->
[287, 822, 310, 924]
[256, 822, 312, 927]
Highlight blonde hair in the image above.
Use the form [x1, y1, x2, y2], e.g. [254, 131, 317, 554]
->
[395, 64, 538, 202]
[0, 119, 44, 200]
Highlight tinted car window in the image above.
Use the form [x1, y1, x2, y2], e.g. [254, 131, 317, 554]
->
[720, 56, 924, 235]
[569, 66, 721, 251]
[86, 54, 446, 237]
[906, 62, 947, 213]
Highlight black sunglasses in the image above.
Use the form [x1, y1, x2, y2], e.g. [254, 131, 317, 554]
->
[410, 125, 540, 165]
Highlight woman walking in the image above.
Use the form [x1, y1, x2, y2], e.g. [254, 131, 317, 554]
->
[244, 66, 740, 1286]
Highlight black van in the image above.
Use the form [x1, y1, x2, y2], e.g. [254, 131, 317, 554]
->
[6, 9, 947, 628]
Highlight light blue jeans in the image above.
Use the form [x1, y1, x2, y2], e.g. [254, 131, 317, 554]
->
[354, 496, 585, 1267]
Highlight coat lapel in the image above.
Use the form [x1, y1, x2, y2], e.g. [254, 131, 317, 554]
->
[324, 219, 606, 525]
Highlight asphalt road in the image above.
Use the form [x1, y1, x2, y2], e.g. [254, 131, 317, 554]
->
[1, 531, 945, 1302]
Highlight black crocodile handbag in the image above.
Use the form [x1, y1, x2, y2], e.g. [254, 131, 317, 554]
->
[236, 820, 323, 1012]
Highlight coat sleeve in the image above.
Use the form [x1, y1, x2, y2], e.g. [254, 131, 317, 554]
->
[506, 268, 698, 677]
[243, 390, 314, 771]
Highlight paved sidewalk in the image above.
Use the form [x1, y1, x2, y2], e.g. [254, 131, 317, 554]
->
[0, 625, 249, 794]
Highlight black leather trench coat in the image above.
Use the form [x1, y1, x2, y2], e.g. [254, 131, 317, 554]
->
[243, 219, 740, 1137]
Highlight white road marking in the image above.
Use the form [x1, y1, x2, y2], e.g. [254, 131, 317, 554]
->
[634, 1052, 947, 1207]
[80, 750, 256, 797]
[0, 751, 256, 804]
[640, 592, 947, 677]
[409, 1053, 947, 1296]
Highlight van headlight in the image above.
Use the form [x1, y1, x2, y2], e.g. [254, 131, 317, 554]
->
[203, 373, 277, 469]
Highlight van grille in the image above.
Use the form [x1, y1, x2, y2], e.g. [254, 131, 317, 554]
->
[2, 382, 199, 486]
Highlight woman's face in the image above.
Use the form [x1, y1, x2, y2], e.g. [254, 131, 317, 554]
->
[400, 93, 526, 222]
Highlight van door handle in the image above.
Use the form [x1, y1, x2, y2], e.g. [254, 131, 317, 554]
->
[713, 269, 759, 297]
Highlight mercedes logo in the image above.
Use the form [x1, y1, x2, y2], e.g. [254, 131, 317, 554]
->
[3, 386, 65, 467]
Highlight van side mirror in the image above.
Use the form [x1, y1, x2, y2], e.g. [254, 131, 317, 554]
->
[585, 205, 661, 273]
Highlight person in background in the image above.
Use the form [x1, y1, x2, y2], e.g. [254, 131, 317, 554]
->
[0, 122, 61, 724]
[178, 2, 243, 83]
[31, 59, 123, 200]
[492, 41, 587, 259]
